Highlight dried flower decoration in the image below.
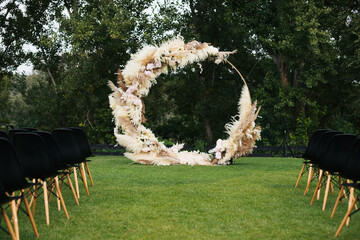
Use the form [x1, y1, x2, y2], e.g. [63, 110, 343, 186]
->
[108, 37, 261, 165]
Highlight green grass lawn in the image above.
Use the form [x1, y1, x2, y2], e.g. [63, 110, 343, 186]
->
[4, 156, 360, 239]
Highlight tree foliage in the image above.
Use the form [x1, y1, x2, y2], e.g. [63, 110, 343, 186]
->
[1, 0, 360, 146]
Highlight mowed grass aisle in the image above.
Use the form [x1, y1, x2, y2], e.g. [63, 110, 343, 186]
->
[10, 156, 360, 239]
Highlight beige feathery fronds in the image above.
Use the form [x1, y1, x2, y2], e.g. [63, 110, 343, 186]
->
[109, 37, 260, 166]
[211, 60, 261, 165]
[108, 80, 119, 93]
[238, 85, 252, 120]
[116, 69, 127, 92]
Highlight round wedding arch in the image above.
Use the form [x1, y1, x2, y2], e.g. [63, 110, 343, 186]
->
[108, 37, 261, 165]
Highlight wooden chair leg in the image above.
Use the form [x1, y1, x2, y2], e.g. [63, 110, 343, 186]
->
[311, 169, 323, 205]
[30, 181, 38, 215]
[66, 174, 79, 205]
[323, 173, 332, 211]
[295, 163, 306, 188]
[57, 196, 61, 211]
[54, 176, 69, 219]
[56, 177, 61, 210]
[304, 166, 315, 195]
[317, 169, 324, 200]
[21, 190, 39, 238]
[48, 182, 55, 203]
[15, 195, 22, 214]
[2, 208, 16, 240]
[73, 167, 80, 199]
[29, 179, 36, 208]
[331, 185, 344, 218]
[10, 194, 19, 240]
[42, 181, 50, 225]
[85, 162, 94, 186]
[317, 184, 321, 200]
[60, 176, 64, 191]
[307, 165, 313, 183]
[32, 183, 38, 217]
[80, 163, 89, 196]
[335, 196, 358, 237]
[346, 188, 355, 226]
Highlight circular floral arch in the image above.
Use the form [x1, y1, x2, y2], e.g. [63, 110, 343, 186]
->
[108, 37, 261, 165]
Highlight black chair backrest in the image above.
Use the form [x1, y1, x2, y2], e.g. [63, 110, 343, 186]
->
[340, 139, 360, 182]
[36, 131, 68, 171]
[13, 132, 58, 180]
[52, 129, 83, 165]
[0, 138, 29, 193]
[303, 129, 331, 160]
[68, 127, 93, 158]
[18, 127, 37, 132]
[312, 130, 343, 164]
[318, 134, 357, 173]
[0, 131, 11, 143]
[9, 129, 29, 142]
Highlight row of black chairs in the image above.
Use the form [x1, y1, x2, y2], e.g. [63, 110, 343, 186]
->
[295, 129, 360, 237]
[0, 127, 94, 239]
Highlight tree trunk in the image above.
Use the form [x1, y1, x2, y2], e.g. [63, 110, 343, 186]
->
[199, 73, 214, 144]
[47, 66, 57, 91]
[281, 61, 288, 86]
[204, 118, 213, 144]
[290, 61, 305, 87]
[270, 54, 288, 86]
[64, 0, 78, 18]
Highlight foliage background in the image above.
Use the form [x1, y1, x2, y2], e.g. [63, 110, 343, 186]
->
[1, 0, 359, 146]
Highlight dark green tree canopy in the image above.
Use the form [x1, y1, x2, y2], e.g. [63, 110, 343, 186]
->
[1, 0, 359, 146]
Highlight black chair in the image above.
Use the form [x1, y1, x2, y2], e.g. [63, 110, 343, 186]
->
[8, 129, 28, 142]
[13, 133, 69, 225]
[303, 130, 343, 195]
[312, 131, 344, 165]
[52, 129, 89, 197]
[0, 182, 16, 240]
[330, 139, 360, 237]
[295, 129, 331, 188]
[0, 138, 30, 196]
[310, 134, 357, 210]
[68, 127, 94, 186]
[36, 131, 79, 205]
[18, 127, 37, 132]
[0, 131, 11, 143]
[68, 127, 93, 158]
[0, 137, 39, 239]
[319, 134, 357, 174]
[304, 129, 331, 160]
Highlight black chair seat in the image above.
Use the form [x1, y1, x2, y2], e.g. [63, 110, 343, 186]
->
[52, 129, 84, 165]
[52, 128, 92, 195]
[0, 138, 40, 238]
[8, 129, 29, 142]
[0, 131, 11, 144]
[332, 139, 360, 237]
[13, 133, 59, 180]
[18, 127, 37, 132]
[68, 127, 94, 158]
[303, 129, 331, 160]
[35, 131, 70, 171]
[0, 138, 31, 192]
[339, 139, 360, 181]
[311, 130, 343, 165]
[318, 134, 357, 174]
